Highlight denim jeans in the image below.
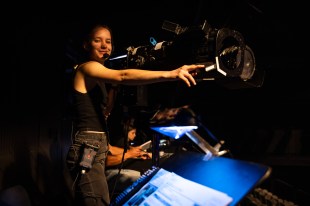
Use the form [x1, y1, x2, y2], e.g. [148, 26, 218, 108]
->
[66, 131, 110, 206]
[105, 168, 141, 199]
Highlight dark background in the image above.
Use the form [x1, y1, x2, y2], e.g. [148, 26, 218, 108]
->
[0, 0, 309, 205]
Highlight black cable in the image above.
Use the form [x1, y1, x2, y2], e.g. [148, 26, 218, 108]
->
[110, 118, 130, 199]
[123, 120, 129, 153]
[110, 148, 126, 200]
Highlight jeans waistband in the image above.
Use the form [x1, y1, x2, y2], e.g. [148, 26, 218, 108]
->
[78, 130, 105, 134]
[76, 130, 107, 141]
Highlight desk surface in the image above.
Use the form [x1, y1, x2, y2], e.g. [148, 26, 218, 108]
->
[160, 152, 272, 206]
[121, 152, 174, 172]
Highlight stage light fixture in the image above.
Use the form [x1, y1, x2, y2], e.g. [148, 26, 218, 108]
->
[109, 20, 263, 88]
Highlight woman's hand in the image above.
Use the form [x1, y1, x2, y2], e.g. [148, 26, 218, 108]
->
[127, 146, 152, 160]
[126, 146, 143, 158]
[172, 64, 205, 87]
[139, 152, 152, 160]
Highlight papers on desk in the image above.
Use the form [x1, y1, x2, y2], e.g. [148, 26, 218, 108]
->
[123, 168, 233, 206]
[140, 140, 152, 151]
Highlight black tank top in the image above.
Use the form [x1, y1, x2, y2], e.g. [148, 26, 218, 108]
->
[73, 81, 108, 132]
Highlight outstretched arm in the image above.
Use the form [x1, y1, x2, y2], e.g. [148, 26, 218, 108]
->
[78, 61, 205, 87]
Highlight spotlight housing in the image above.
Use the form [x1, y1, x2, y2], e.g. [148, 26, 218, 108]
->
[120, 20, 264, 88]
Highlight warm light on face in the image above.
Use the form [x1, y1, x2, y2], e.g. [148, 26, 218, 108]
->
[87, 27, 112, 62]
[128, 129, 137, 141]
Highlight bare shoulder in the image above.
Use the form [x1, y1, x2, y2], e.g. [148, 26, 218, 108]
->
[77, 61, 110, 76]
[76, 61, 122, 82]
[79, 61, 104, 70]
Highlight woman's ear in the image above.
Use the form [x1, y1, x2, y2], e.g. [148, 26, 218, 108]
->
[83, 42, 90, 51]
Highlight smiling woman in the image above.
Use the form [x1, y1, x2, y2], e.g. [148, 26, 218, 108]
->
[64, 21, 205, 206]
[0, 2, 308, 206]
